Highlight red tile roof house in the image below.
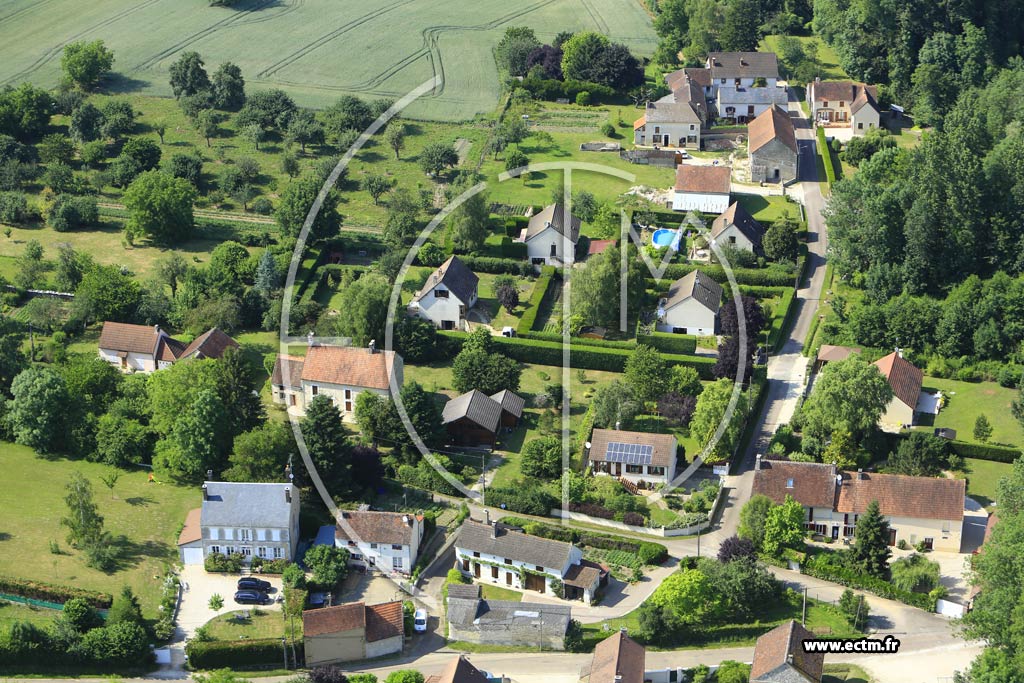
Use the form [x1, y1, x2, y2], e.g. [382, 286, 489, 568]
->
[98, 322, 238, 373]
[752, 456, 966, 552]
[425, 655, 494, 683]
[581, 630, 645, 683]
[751, 620, 824, 683]
[808, 78, 880, 135]
[748, 104, 799, 184]
[334, 509, 425, 575]
[302, 601, 404, 666]
[269, 343, 404, 420]
[671, 164, 732, 214]
[873, 351, 924, 429]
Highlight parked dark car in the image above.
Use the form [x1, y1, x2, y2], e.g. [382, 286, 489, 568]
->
[237, 577, 272, 592]
[234, 590, 267, 605]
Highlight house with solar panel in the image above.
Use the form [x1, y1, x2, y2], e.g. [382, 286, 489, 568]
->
[586, 429, 680, 489]
[656, 271, 723, 336]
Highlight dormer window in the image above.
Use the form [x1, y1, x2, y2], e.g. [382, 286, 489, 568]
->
[435, 289, 449, 298]
[786, 478, 794, 488]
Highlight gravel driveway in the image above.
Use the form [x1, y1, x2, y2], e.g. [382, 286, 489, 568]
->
[177, 564, 283, 638]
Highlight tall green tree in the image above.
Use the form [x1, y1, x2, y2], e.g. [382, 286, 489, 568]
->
[850, 500, 891, 578]
[122, 171, 197, 244]
[6, 367, 69, 453]
[448, 190, 489, 253]
[275, 174, 341, 240]
[300, 395, 351, 491]
[332, 272, 392, 346]
[799, 357, 891, 443]
[689, 378, 747, 463]
[61, 40, 114, 90]
[169, 51, 211, 99]
[211, 61, 246, 110]
[738, 493, 774, 550]
[762, 495, 806, 555]
[495, 27, 541, 76]
[60, 472, 104, 548]
[624, 345, 667, 403]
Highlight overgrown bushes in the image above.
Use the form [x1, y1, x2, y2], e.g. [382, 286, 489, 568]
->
[802, 553, 934, 610]
[457, 254, 533, 276]
[484, 484, 557, 516]
[0, 576, 112, 609]
[500, 517, 668, 565]
[817, 126, 836, 187]
[204, 552, 245, 573]
[185, 637, 304, 669]
[250, 557, 289, 574]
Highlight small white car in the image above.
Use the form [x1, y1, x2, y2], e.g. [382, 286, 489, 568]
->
[413, 608, 428, 633]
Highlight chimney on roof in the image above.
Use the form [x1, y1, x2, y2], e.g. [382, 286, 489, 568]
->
[895, 346, 903, 358]
[787, 653, 794, 664]
[201, 484, 208, 500]
[614, 420, 621, 431]
[483, 509, 490, 526]
[207, 469, 214, 481]
[740, 58, 748, 66]
[857, 468, 865, 480]
[369, 339, 377, 354]
[285, 486, 292, 504]
[755, 454, 762, 471]
[403, 514, 410, 526]
[815, 76, 821, 83]
[307, 330, 315, 347]
[154, 324, 162, 336]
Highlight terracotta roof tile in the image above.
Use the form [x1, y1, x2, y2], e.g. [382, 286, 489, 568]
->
[751, 620, 823, 682]
[752, 459, 838, 509]
[749, 105, 798, 155]
[271, 354, 305, 388]
[873, 352, 922, 410]
[816, 345, 860, 363]
[674, 164, 731, 194]
[98, 322, 162, 355]
[589, 631, 645, 683]
[335, 510, 418, 546]
[426, 656, 490, 683]
[365, 600, 404, 642]
[177, 508, 202, 546]
[181, 328, 239, 360]
[301, 345, 400, 390]
[302, 603, 365, 637]
[836, 471, 965, 521]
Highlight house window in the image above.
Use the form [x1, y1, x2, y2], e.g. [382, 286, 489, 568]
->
[241, 547, 252, 557]
[721, 78, 727, 84]
[257, 546, 267, 558]
[858, 122, 863, 129]
[492, 566, 499, 579]
[728, 236, 736, 244]
[226, 546, 236, 555]
[393, 557, 403, 570]
[435, 289, 449, 298]
[371, 543, 378, 549]
[640, 135, 645, 143]
[344, 389, 353, 413]
[311, 385, 318, 396]
[648, 466, 666, 476]
[690, 124, 695, 131]
[351, 553, 363, 561]
[654, 126, 660, 134]
[210, 545, 221, 555]
[839, 101, 844, 107]
[672, 327, 688, 334]
[391, 544, 403, 551]
[942, 521, 951, 533]
[273, 547, 282, 559]
[823, 100, 828, 107]
[504, 558, 512, 565]
[786, 478, 794, 488]
[626, 464, 643, 474]
[923, 537, 934, 550]
[747, 105, 755, 115]
[535, 565, 543, 572]
[473, 551, 481, 558]
[239, 529, 251, 541]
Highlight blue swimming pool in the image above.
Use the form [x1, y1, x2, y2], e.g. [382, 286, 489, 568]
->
[652, 228, 680, 249]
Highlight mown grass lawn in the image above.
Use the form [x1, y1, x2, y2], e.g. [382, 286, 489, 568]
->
[0, 600, 59, 630]
[735, 193, 801, 224]
[958, 458, 1013, 509]
[479, 584, 522, 602]
[914, 377, 1024, 447]
[0, 442, 197, 618]
[822, 664, 871, 683]
[204, 608, 300, 641]
[581, 590, 859, 651]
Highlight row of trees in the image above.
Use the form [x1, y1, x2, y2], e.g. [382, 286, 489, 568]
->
[496, 27, 643, 91]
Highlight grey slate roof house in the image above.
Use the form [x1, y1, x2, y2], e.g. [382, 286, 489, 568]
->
[709, 202, 766, 254]
[657, 270, 723, 336]
[489, 389, 525, 428]
[519, 203, 582, 267]
[410, 256, 480, 331]
[446, 582, 571, 650]
[177, 481, 300, 565]
[454, 517, 600, 602]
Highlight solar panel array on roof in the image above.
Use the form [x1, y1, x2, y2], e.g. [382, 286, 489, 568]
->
[604, 442, 653, 465]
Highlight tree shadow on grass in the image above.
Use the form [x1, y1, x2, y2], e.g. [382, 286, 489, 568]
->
[0, 532, 11, 541]
[101, 536, 172, 573]
[124, 495, 157, 507]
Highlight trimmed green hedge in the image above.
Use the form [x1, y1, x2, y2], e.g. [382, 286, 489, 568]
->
[948, 440, 1020, 463]
[440, 330, 717, 377]
[0, 576, 113, 609]
[457, 255, 532, 276]
[524, 331, 636, 349]
[653, 262, 800, 288]
[636, 331, 698, 355]
[817, 126, 836, 187]
[801, 560, 934, 611]
[185, 638, 303, 670]
[517, 266, 556, 336]
[766, 287, 797, 352]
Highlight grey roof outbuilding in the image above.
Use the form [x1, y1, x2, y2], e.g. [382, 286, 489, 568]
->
[442, 390, 503, 433]
[710, 202, 766, 251]
[525, 203, 581, 243]
[489, 389, 525, 420]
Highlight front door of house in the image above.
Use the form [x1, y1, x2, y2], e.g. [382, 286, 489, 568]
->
[289, 394, 296, 407]
[525, 573, 545, 593]
[888, 529, 897, 546]
[473, 562, 480, 578]
[831, 526, 839, 540]
[506, 571, 512, 586]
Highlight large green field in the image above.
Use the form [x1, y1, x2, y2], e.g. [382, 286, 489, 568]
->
[0, 0, 657, 121]
[0, 442, 197, 618]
